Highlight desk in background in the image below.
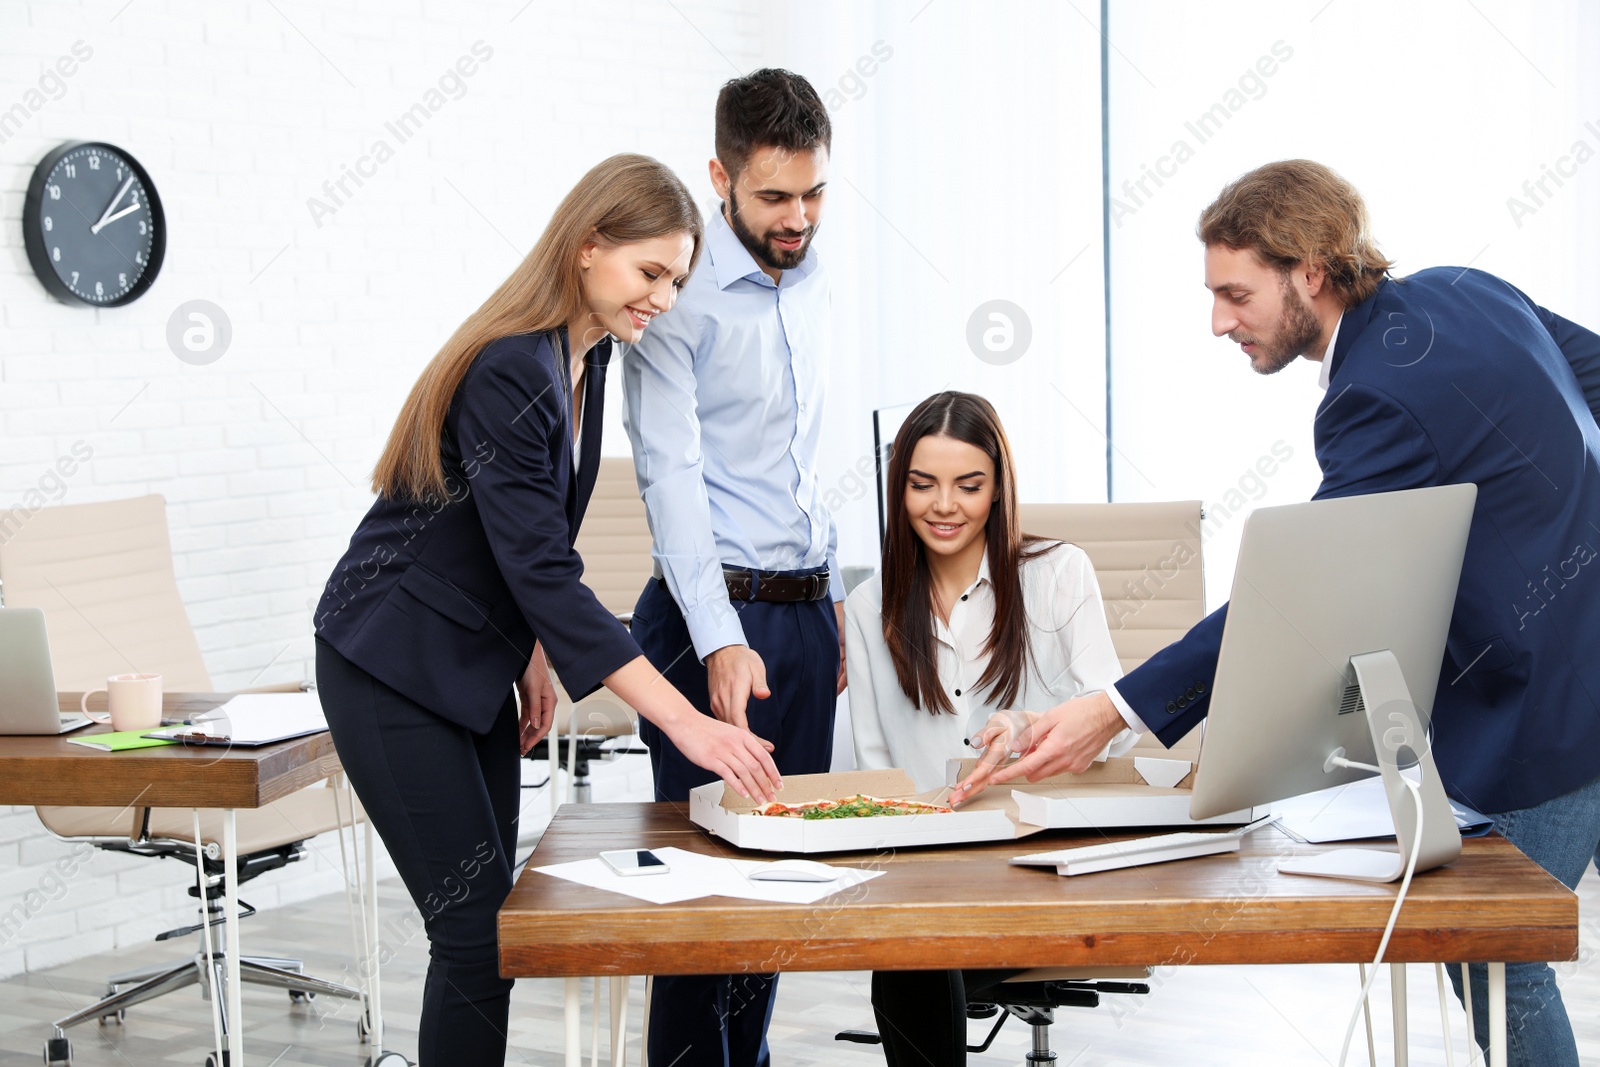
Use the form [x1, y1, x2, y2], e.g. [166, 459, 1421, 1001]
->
[0, 694, 372, 1067]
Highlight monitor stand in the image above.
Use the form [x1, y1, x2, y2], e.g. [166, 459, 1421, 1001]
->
[1278, 650, 1463, 884]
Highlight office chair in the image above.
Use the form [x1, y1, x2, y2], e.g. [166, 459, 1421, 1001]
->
[522, 458, 653, 817]
[36, 797, 368, 1067]
[0, 495, 385, 1067]
[1018, 500, 1208, 762]
[836, 501, 1205, 1059]
[836, 967, 1152, 1063]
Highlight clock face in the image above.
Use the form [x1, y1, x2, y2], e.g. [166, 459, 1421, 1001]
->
[23, 141, 166, 307]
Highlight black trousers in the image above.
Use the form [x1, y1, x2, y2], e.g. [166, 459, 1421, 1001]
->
[315, 638, 521, 1067]
[871, 970, 1023, 1067]
[630, 576, 840, 1067]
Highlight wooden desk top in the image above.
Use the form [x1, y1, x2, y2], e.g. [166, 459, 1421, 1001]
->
[499, 803, 1578, 978]
[0, 693, 340, 809]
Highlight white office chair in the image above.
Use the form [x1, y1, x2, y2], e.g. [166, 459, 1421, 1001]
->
[0, 495, 389, 1067]
[1018, 500, 1209, 762]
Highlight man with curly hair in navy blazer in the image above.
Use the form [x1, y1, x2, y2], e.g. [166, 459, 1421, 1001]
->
[955, 159, 1600, 1067]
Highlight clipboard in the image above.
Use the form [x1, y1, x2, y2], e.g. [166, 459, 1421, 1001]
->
[145, 692, 328, 747]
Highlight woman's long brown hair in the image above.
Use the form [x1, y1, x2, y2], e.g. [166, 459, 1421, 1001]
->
[372, 153, 703, 503]
[880, 391, 1056, 715]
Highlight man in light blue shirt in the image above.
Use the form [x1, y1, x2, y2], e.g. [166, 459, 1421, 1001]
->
[622, 68, 842, 1067]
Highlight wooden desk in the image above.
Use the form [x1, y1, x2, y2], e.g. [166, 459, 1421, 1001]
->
[0, 694, 339, 808]
[1, 693, 356, 1067]
[500, 803, 1579, 1065]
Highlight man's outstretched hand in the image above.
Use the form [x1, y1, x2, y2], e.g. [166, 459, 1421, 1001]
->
[950, 690, 1127, 806]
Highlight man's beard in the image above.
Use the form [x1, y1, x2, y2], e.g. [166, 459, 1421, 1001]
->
[1237, 274, 1322, 375]
[726, 188, 815, 272]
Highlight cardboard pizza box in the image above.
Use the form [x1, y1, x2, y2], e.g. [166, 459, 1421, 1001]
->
[941, 755, 1263, 829]
[688, 768, 1040, 854]
[689, 760, 1263, 854]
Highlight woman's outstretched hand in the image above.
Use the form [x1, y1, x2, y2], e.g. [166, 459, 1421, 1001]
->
[666, 713, 782, 803]
[603, 654, 784, 803]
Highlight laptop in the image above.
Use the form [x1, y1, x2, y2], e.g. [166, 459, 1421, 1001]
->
[0, 608, 93, 734]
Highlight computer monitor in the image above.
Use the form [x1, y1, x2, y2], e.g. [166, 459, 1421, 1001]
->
[1188, 483, 1478, 883]
[872, 402, 916, 550]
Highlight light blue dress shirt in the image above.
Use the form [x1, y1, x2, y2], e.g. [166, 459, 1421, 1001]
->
[622, 206, 841, 660]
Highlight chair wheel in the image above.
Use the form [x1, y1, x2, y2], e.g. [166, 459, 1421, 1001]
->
[367, 1053, 412, 1067]
[204, 1052, 230, 1067]
[43, 1035, 71, 1065]
[289, 989, 315, 1003]
[357, 1011, 381, 1042]
[99, 1009, 126, 1024]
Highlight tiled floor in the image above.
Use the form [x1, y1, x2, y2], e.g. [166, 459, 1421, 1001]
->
[0, 861, 1595, 1066]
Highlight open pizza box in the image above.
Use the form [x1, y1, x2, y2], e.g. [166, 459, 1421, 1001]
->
[944, 755, 1265, 830]
[689, 759, 1263, 854]
[689, 769, 1029, 854]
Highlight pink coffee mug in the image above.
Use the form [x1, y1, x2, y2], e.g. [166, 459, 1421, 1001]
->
[81, 673, 163, 732]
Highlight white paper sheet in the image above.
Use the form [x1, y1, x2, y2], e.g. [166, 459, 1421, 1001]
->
[1274, 769, 1490, 843]
[533, 846, 886, 905]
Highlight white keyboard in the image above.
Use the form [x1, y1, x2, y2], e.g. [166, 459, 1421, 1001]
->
[1011, 816, 1278, 876]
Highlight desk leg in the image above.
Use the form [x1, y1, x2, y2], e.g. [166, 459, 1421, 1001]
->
[609, 976, 627, 1067]
[641, 976, 652, 1067]
[1390, 962, 1408, 1066]
[565, 978, 581, 1067]
[224, 808, 244, 1065]
[1487, 962, 1506, 1067]
[366, 820, 384, 1050]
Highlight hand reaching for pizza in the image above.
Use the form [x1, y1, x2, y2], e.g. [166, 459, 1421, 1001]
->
[951, 691, 1126, 807]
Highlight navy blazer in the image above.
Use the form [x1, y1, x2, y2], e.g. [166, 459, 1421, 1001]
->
[1119, 269, 1600, 813]
[314, 330, 640, 734]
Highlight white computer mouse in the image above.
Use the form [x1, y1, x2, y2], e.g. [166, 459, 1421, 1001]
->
[747, 859, 841, 883]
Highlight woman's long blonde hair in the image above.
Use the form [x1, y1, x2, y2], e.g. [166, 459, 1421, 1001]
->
[372, 153, 704, 502]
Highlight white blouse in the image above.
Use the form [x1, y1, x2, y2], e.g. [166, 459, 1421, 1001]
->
[845, 542, 1134, 792]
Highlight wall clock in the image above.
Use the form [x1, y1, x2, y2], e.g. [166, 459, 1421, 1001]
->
[23, 140, 166, 307]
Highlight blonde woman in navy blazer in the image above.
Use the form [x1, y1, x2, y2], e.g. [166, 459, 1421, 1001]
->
[314, 155, 781, 1067]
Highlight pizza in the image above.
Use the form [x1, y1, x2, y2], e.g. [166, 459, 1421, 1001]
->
[752, 794, 953, 820]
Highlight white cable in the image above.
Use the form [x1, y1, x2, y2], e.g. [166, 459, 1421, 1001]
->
[194, 811, 225, 1064]
[1356, 963, 1376, 1066]
[1435, 962, 1456, 1067]
[1337, 774, 1424, 1067]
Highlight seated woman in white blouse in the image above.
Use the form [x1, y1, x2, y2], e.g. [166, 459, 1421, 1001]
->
[843, 390, 1135, 1067]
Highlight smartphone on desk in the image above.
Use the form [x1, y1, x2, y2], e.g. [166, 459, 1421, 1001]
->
[600, 849, 670, 876]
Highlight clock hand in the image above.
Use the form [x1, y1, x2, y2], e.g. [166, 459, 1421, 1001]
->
[91, 202, 143, 234]
[92, 175, 135, 232]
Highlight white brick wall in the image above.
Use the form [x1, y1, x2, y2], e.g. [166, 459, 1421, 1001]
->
[1, 0, 759, 978]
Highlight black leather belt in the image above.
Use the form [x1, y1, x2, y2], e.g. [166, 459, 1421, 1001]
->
[722, 568, 831, 603]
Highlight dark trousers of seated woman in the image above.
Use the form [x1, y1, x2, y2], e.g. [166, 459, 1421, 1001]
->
[316, 638, 521, 1067]
[872, 969, 1024, 1067]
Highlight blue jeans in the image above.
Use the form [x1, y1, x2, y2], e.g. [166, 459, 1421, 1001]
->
[1448, 772, 1600, 1066]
